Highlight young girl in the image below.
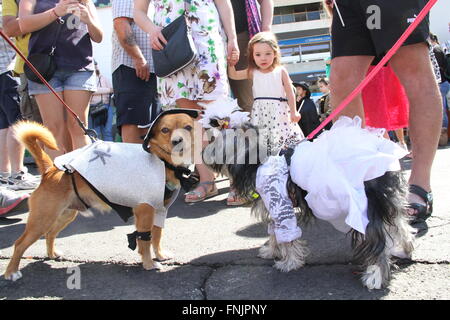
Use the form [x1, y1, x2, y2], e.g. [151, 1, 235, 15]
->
[228, 32, 303, 156]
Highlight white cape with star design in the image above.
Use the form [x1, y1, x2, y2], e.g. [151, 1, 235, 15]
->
[54, 140, 175, 227]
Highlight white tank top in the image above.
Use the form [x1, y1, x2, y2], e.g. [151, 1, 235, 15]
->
[252, 67, 286, 99]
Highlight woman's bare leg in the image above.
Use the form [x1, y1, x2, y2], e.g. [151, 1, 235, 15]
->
[34, 92, 68, 159]
[63, 90, 92, 150]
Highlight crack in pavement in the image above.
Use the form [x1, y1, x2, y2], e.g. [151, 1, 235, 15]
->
[1, 255, 448, 300]
[1, 255, 448, 266]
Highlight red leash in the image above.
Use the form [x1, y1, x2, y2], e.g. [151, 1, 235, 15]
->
[306, 0, 438, 141]
[0, 29, 97, 142]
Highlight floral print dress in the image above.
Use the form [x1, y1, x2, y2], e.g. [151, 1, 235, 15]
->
[153, 0, 230, 108]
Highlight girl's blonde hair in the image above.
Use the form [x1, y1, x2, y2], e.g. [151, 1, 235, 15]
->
[247, 32, 282, 71]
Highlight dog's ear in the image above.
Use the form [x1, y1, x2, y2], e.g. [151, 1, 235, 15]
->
[142, 109, 200, 153]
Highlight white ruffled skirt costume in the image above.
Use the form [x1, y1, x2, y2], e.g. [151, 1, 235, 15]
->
[256, 117, 408, 243]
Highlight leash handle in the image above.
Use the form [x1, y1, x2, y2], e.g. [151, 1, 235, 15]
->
[0, 30, 96, 143]
[306, 0, 437, 141]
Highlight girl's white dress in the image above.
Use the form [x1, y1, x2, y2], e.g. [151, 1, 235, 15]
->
[251, 67, 304, 155]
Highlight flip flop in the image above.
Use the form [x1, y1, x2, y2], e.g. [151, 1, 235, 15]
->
[226, 190, 248, 206]
[184, 181, 218, 203]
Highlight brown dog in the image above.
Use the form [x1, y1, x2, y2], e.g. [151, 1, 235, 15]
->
[4, 110, 198, 281]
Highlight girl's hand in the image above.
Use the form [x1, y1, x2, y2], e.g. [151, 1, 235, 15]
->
[228, 50, 239, 66]
[291, 110, 301, 123]
[149, 25, 167, 50]
[54, 0, 79, 17]
[227, 38, 239, 67]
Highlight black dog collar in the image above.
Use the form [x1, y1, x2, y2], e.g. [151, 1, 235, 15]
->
[161, 159, 199, 192]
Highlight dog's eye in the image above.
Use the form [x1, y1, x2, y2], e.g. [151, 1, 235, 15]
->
[184, 125, 192, 131]
[161, 127, 170, 134]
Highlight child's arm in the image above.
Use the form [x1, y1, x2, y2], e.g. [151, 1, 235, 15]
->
[281, 67, 301, 122]
[227, 50, 249, 80]
[228, 65, 249, 80]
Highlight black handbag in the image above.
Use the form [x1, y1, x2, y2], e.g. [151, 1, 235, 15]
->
[24, 18, 63, 84]
[24, 54, 57, 83]
[89, 102, 108, 127]
[152, 3, 197, 78]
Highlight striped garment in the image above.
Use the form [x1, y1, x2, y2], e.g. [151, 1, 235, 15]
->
[111, 0, 154, 73]
[0, 16, 16, 74]
[245, 0, 261, 38]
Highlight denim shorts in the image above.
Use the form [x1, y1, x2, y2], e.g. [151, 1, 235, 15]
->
[28, 69, 97, 96]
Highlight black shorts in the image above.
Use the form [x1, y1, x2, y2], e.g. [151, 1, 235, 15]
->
[112, 65, 158, 129]
[0, 71, 21, 130]
[331, 0, 430, 58]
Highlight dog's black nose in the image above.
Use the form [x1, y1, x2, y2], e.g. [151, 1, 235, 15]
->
[172, 137, 183, 146]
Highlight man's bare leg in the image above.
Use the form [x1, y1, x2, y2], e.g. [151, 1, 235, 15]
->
[390, 43, 442, 197]
[329, 55, 374, 124]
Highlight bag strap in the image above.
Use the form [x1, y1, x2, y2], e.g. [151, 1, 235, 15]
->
[49, 16, 65, 56]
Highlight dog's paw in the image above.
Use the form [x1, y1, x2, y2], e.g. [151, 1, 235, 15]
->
[273, 257, 305, 272]
[272, 239, 308, 272]
[153, 249, 173, 262]
[48, 249, 64, 260]
[142, 260, 163, 271]
[258, 244, 275, 260]
[390, 246, 412, 260]
[362, 265, 383, 290]
[4, 271, 22, 282]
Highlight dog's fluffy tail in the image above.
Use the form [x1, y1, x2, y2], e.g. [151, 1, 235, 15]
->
[13, 121, 57, 174]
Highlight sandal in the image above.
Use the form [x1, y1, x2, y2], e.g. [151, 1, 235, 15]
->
[184, 181, 218, 203]
[226, 190, 248, 206]
[407, 184, 433, 224]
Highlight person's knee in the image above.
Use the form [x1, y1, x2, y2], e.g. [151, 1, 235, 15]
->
[330, 58, 370, 94]
[121, 124, 143, 143]
[65, 118, 82, 134]
[42, 118, 63, 133]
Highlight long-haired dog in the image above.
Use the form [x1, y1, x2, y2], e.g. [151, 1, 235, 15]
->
[203, 115, 416, 290]
[4, 109, 199, 281]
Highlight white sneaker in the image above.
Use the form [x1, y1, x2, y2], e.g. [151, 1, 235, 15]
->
[0, 187, 29, 215]
[8, 167, 40, 191]
[0, 172, 16, 189]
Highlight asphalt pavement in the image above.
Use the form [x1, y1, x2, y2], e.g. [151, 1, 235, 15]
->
[0, 146, 449, 301]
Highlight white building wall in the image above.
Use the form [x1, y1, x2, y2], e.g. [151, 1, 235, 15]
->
[430, 0, 450, 48]
[274, 0, 321, 6]
[272, 18, 330, 34]
[92, 7, 113, 83]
